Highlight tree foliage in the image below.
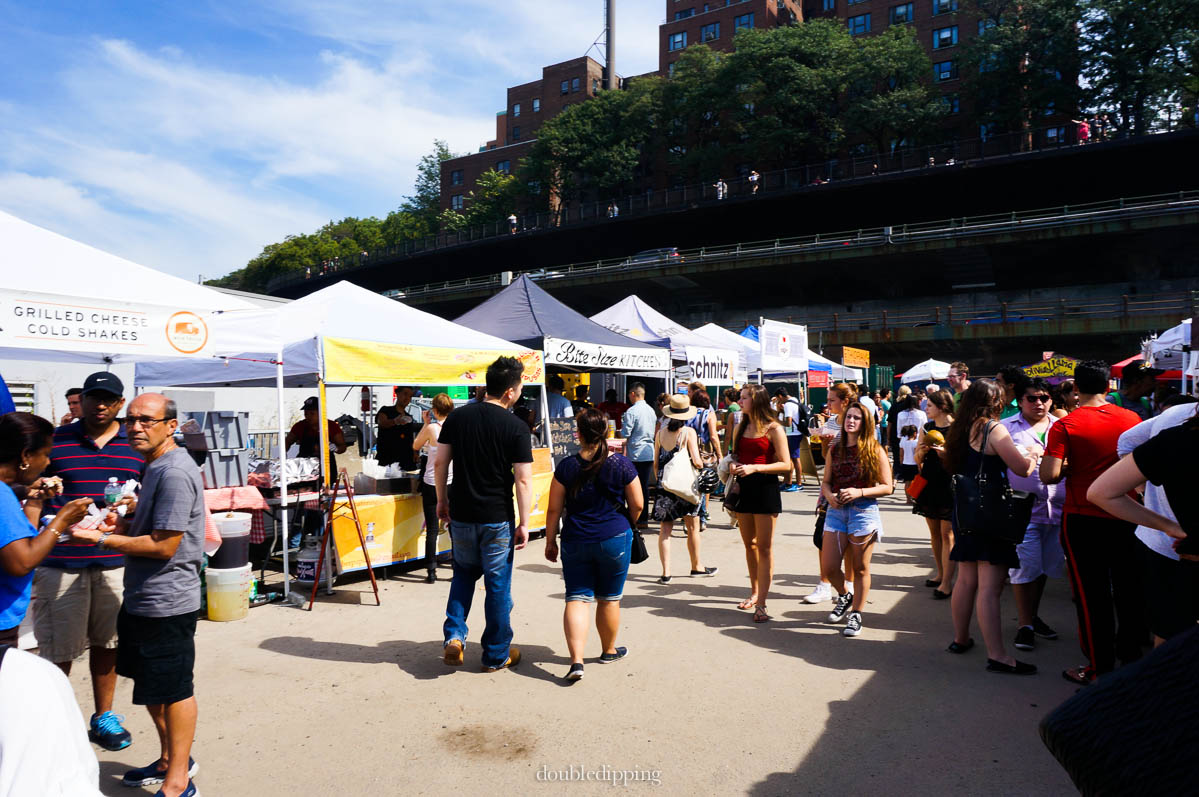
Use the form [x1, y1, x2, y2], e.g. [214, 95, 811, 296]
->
[437, 168, 523, 231]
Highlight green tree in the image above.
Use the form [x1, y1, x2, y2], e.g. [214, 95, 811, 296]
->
[660, 45, 739, 180]
[962, 0, 1083, 138]
[437, 168, 523, 231]
[1081, 0, 1198, 135]
[522, 78, 664, 206]
[400, 139, 457, 237]
[844, 26, 946, 154]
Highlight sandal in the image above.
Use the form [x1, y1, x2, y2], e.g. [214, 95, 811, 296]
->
[946, 638, 975, 654]
[753, 605, 770, 623]
[737, 598, 756, 610]
[1061, 666, 1094, 686]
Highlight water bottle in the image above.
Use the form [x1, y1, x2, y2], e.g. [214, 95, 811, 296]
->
[104, 477, 123, 507]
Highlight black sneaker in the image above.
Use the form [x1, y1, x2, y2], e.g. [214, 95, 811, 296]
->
[1033, 616, 1059, 639]
[599, 647, 629, 663]
[843, 612, 863, 637]
[690, 567, 718, 577]
[1014, 626, 1035, 651]
[565, 663, 584, 681]
[122, 758, 198, 787]
[828, 592, 853, 623]
[656, 575, 672, 584]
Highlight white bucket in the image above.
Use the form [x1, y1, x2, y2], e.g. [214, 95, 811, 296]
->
[206, 564, 252, 622]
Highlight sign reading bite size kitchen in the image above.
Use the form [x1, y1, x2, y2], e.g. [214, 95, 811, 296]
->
[543, 336, 670, 372]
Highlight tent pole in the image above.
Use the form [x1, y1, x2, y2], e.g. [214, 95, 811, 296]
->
[317, 377, 333, 596]
[275, 351, 291, 600]
[540, 379, 551, 449]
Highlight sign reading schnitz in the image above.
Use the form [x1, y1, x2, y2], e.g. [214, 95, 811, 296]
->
[544, 337, 669, 372]
[685, 346, 737, 384]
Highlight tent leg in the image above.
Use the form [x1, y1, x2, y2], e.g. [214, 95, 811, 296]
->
[317, 379, 334, 596]
[275, 351, 291, 602]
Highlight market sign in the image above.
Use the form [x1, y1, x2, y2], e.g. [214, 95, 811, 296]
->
[842, 346, 871, 369]
[684, 346, 737, 384]
[543, 336, 669, 372]
[322, 336, 544, 386]
[1022, 355, 1077, 383]
[809, 370, 830, 388]
[759, 319, 809, 372]
[0, 288, 216, 357]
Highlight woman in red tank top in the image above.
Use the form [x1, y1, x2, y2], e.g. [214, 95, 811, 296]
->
[729, 385, 792, 622]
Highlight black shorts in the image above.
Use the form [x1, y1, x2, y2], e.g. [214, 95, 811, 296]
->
[1140, 544, 1199, 640]
[116, 606, 197, 706]
[736, 473, 782, 515]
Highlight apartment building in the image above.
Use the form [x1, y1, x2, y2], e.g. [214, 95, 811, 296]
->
[660, 0, 805, 73]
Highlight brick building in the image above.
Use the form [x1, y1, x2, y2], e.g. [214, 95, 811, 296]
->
[660, 0, 804, 73]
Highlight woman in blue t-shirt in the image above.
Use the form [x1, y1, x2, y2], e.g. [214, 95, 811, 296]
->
[0, 413, 92, 646]
[544, 408, 645, 682]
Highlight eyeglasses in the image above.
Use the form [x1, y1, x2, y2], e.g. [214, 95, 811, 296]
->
[1022, 394, 1051, 404]
[123, 416, 169, 428]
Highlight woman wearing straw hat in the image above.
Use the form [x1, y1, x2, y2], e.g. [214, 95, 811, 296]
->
[652, 394, 718, 584]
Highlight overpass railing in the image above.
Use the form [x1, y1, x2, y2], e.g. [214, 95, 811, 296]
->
[393, 191, 1198, 300]
[266, 126, 1194, 293]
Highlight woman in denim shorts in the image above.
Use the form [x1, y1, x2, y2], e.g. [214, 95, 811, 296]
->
[544, 408, 645, 682]
[820, 402, 894, 638]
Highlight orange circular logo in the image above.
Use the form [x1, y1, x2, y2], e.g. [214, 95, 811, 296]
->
[165, 311, 209, 354]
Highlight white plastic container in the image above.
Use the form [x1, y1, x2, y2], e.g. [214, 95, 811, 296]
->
[206, 564, 252, 622]
[208, 512, 252, 568]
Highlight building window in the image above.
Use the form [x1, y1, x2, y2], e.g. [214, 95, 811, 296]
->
[978, 18, 996, 34]
[669, 31, 687, 51]
[560, 80, 569, 94]
[700, 22, 720, 41]
[889, 3, 913, 24]
[932, 0, 957, 14]
[942, 94, 960, 114]
[450, 169, 463, 186]
[532, 98, 541, 112]
[512, 103, 521, 117]
[668, 62, 676, 78]
[932, 26, 958, 49]
[512, 126, 521, 141]
[527, 180, 541, 195]
[451, 195, 463, 210]
[734, 12, 754, 30]
[1046, 125, 1067, 144]
[496, 160, 511, 174]
[848, 0, 867, 3]
[933, 60, 958, 82]
[674, 7, 695, 19]
[823, 0, 835, 9]
[592, 78, 599, 93]
[571, 77, 581, 92]
[847, 13, 871, 35]
[979, 122, 998, 140]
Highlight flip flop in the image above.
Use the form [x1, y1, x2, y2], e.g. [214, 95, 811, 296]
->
[1062, 666, 1094, 686]
[737, 598, 756, 610]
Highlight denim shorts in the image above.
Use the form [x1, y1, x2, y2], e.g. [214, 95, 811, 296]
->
[823, 498, 883, 538]
[561, 530, 632, 603]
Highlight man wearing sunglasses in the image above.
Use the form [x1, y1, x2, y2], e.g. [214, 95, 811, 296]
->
[1001, 377, 1066, 653]
[35, 371, 143, 753]
[69, 392, 204, 797]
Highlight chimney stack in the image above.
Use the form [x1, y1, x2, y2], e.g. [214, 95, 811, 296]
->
[605, 0, 616, 90]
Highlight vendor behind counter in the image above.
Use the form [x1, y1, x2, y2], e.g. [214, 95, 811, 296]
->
[286, 396, 347, 475]
[376, 386, 418, 470]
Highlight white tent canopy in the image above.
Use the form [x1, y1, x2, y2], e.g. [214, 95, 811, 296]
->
[590, 296, 744, 382]
[901, 358, 951, 384]
[0, 210, 258, 363]
[1143, 319, 1191, 370]
[136, 281, 535, 388]
[691, 323, 863, 381]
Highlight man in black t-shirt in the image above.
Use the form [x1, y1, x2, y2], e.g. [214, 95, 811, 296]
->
[376, 386, 416, 469]
[435, 358, 533, 672]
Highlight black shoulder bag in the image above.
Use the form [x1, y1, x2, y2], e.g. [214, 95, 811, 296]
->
[950, 422, 1035, 544]
[572, 454, 648, 564]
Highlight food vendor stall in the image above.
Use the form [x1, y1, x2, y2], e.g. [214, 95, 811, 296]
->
[135, 281, 543, 599]
[454, 276, 670, 465]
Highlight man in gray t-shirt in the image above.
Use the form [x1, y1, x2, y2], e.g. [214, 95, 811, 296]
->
[68, 393, 205, 796]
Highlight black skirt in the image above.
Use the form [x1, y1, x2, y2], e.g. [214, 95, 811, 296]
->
[736, 472, 782, 515]
[949, 530, 1020, 569]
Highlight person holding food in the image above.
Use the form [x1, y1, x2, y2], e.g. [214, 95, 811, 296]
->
[1, 412, 93, 647]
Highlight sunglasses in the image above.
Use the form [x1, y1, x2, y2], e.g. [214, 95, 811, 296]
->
[1022, 394, 1051, 403]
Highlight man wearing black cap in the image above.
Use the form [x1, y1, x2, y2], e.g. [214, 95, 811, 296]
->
[285, 396, 347, 478]
[34, 370, 144, 752]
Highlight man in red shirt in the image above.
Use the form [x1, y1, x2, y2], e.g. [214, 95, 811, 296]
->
[1041, 360, 1147, 685]
[595, 389, 629, 432]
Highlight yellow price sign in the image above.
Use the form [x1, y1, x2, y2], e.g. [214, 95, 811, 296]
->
[842, 346, 870, 368]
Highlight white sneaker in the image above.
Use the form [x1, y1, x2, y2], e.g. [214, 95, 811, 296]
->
[803, 582, 833, 604]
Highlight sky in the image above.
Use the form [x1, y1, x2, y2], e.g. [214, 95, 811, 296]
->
[0, 0, 662, 283]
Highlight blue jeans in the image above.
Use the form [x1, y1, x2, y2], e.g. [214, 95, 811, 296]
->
[443, 520, 515, 667]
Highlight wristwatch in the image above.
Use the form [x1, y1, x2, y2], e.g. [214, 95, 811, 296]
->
[96, 532, 112, 549]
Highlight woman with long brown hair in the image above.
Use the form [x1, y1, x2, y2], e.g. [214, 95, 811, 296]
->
[805, 382, 858, 605]
[820, 402, 893, 637]
[944, 379, 1041, 674]
[914, 389, 955, 598]
[652, 395, 716, 583]
[729, 385, 792, 622]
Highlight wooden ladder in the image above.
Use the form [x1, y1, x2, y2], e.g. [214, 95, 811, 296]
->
[307, 469, 381, 610]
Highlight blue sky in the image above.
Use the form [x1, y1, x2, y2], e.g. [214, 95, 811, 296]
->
[0, 0, 661, 282]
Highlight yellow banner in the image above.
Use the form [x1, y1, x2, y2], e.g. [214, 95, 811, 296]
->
[842, 346, 871, 368]
[1023, 356, 1077, 380]
[322, 336, 544, 386]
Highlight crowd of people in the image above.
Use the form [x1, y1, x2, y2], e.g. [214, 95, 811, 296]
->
[1, 352, 1195, 792]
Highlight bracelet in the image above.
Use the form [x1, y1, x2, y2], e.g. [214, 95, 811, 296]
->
[97, 532, 112, 549]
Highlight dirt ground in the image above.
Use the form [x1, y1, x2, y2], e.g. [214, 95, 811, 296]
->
[74, 487, 1082, 796]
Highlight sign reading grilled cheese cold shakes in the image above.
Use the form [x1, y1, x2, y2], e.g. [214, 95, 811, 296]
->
[543, 337, 670, 372]
[685, 346, 737, 384]
[0, 289, 212, 356]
